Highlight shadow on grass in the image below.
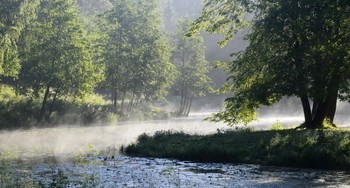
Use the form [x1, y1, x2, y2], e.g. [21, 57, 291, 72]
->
[123, 128, 350, 170]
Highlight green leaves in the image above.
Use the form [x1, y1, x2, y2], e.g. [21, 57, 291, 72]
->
[101, 0, 176, 112]
[188, 0, 251, 47]
[0, 0, 40, 79]
[18, 0, 104, 121]
[192, 0, 350, 126]
[172, 18, 213, 116]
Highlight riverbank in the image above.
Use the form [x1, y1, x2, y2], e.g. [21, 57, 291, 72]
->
[123, 128, 350, 170]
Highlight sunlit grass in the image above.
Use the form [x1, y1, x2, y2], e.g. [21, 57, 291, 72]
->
[123, 128, 350, 170]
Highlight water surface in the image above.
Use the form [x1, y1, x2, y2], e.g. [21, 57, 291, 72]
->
[0, 114, 349, 187]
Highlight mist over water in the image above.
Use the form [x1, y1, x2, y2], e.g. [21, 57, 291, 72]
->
[1, 98, 349, 160]
[0, 113, 229, 160]
[2, 109, 350, 186]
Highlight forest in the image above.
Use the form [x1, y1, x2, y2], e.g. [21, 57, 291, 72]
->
[2, 0, 350, 186]
[0, 0, 213, 128]
[1, 0, 350, 130]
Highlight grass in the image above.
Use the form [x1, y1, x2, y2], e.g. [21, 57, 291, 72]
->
[123, 128, 350, 170]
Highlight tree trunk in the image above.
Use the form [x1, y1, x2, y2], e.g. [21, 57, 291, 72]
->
[179, 84, 190, 116]
[312, 101, 328, 128]
[48, 88, 59, 119]
[38, 85, 50, 122]
[185, 96, 192, 116]
[179, 86, 185, 116]
[121, 91, 126, 116]
[311, 101, 318, 119]
[303, 90, 338, 129]
[113, 90, 117, 107]
[128, 92, 135, 112]
[326, 91, 337, 124]
[300, 96, 312, 126]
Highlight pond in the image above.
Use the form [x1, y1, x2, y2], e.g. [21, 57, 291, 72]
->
[0, 113, 349, 187]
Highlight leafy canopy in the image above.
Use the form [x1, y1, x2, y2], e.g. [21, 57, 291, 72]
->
[190, 0, 350, 126]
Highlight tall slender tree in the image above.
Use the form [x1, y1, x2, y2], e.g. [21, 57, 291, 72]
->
[172, 19, 212, 116]
[20, 0, 103, 121]
[101, 0, 176, 115]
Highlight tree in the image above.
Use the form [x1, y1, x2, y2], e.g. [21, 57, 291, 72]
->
[172, 19, 212, 116]
[101, 0, 176, 115]
[0, 0, 40, 79]
[190, 0, 350, 128]
[20, 0, 103, 121]
[76, 0, 110, 17]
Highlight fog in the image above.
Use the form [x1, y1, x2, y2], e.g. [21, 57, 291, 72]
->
[0, 114, 231, 160]
[1, 0, 350, 166]
[1, 99, 349, 163]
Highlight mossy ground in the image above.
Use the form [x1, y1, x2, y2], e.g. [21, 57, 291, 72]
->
[123, 128, 350, 170]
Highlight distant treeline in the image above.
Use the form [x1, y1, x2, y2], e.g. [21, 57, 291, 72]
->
[0, 0, 212, 128]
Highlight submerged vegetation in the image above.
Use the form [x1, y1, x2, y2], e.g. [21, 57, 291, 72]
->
[124, 128, 350, 170]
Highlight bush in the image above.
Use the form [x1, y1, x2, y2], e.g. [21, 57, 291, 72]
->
[270, 120, 284, 130]
[0, 86, 40, 129]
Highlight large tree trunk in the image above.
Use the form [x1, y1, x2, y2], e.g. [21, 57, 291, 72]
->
[300, 96, 312, 125]
[326, 91, 337, 124]
[311, 100, 328, 128]
[311, 101, 318, 119]
[302, 90, 338, 129]
[38, 85, 50, 122]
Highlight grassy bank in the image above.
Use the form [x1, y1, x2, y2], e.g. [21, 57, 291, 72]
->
[123, 128, 350, 170]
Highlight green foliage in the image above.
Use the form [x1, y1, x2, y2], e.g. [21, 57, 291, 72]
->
[100, 0, 176, 114]
[188, 0, 251, 46]
[0, 0, 40, 78]
[190, 0, 350, 127]
[21, 0, 103, 95]
[0, 85, 118, 128]
[0, 85, 40, 128]
[270, 121, 284, 130]
[124, 129, 350, 170]
[45, 93, 118, 125]
[18, 0, 104, 121]
[126, 105, 170, 121]
[77, 0, 110, 17]
[171, 18, 213, 116]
